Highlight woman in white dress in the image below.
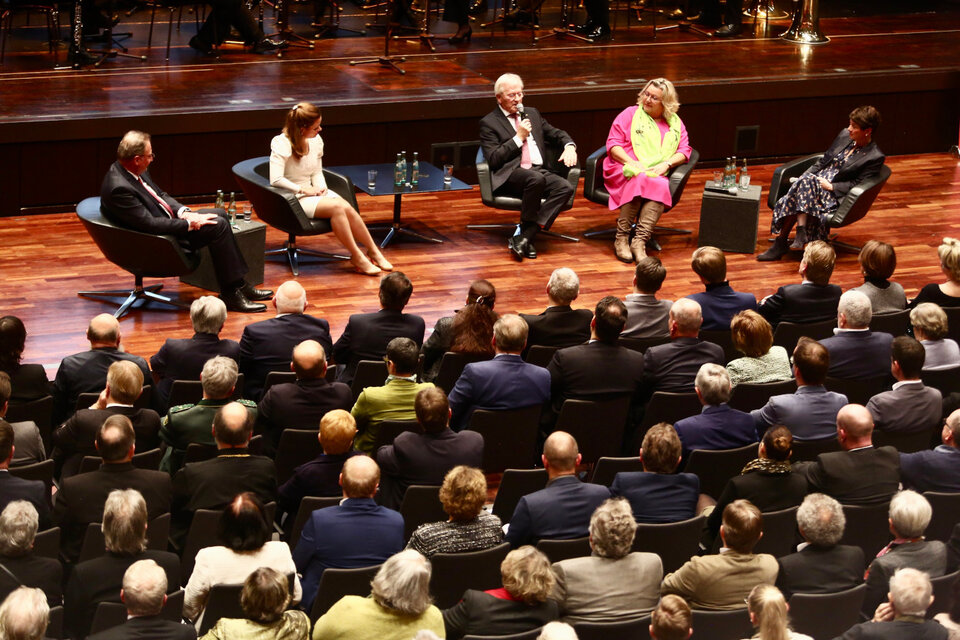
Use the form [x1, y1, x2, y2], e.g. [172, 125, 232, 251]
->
[270, 102, 392, 276]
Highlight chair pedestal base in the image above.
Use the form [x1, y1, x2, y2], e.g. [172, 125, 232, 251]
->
[467, 223, 580, 243]
[267, 241, 350, 277]
[78, 281, 189, 318]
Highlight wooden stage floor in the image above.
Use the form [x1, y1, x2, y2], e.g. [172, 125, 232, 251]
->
[5, 151, 960, 372]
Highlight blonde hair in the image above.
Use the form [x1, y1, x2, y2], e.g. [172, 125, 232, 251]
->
[747, 584, 792, 640]
[283, 102, 321, 160]
[439, 466, 487, 522]
[106, 360, 143, 405]
[501, 547, 554, 604]
[938, 237, 960, 281]
[802, 241, 836, 286]
[639, 78, 680, 121]
[319, 410, 357, 455]
[910, 302, 949, 340]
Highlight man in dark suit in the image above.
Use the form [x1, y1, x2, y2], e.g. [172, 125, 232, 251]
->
[100, 130, 272, 313]
[642, 298, 725, 394]
[520, 268, 593, 352]
[505, 431, 610, 547]
[377, 387, 484, 509]
[51, 314, 152, 424]
[836, 567, 947, 640]
[150, 296, 240, 412]
[0, 372, 45, 466]
[757, 241, 842, 327]
[0, 422, 49, 527]
[86, 559, 196, 640]
[292, 456, 404, 610]
[239, 280, 334, 400]
[479, 73, 577, 261]
[900, 409, 960, 493]
[448, 314, 551, 431]
[776, 493, 865, 597]
[54, 414, 172, 563]
[257, 339, 352, 450]
[673, 363, 757, 458]
[795, 404, 900, 506]
[333, 272, 425, 386]
[52, 360, 162, 479]
[867, 336, 942, 436]
[0, 501, 61, 607]
[685, 246, 757, 331]
[821, 290, 894, 380]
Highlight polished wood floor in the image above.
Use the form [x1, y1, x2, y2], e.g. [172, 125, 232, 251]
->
[5, 151, 960, 373]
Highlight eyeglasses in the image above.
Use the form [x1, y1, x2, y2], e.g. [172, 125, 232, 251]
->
[137, 152, 156, 161]
[641, 90, 662, 103]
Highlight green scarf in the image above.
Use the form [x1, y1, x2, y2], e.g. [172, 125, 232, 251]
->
[624, 107, 681, 177]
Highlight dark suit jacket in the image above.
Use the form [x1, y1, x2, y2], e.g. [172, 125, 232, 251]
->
[479, 106, 573, 192]
[757, 282, 843, 327]
[520, 306, 593, 352]
[800, 446, 900, 506]
[863, 540, 947, 617]
[642, 337, 725, 394]
[376, 429, 484, 509]
[53, 462, 172, 562]
[239, 314, 334, 400]
[505, 475, 610, 547]
[86, 616, 197, 640]
[610, 471, 699, 524]
[867, 382, 942, 435]
[674, 404, 758, 457]
[442, 589, 560, 640]
[52, 406, 162, 479]
[150, 332, 241, 411]
[4, 363, 49, 404]
[51, 348, 152, 424]
[835, 619, 948, 640]
[775, 544, 865, 597]
[820, 330, 894, 380]
[0, 553, 62, 606]
[806, 129, 886, 201]
[447, 354, 551, 431]
[257, 378, 353, 447]
[277, 451, 362, 516]
[0, 471, 50, 529]
[548, 341, 645, 410]
[333, 309, 425, 386]
[687, 283, 757, 332]
[100, 162, 188, 236]
[900, 446, 960, 493]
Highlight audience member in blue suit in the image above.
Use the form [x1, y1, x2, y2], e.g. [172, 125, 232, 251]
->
[819, 290, 894, 380]
[674, 363, 758, 459]
[686, 246, 757, 331]
[900, 408, 960, 493]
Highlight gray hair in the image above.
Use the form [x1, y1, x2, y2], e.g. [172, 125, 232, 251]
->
[190, 296, 227, 334]
[493, 314, 528, 353]
[370, 550, 433, 616]
[670, 298, 702, 335]
[910, 302, 949, 340]
[494, 73, 523, 96]
[0, 502, 38, 557]
[275, 281, 307, 315]
[547, 268, 580, 306]
[589, 498, 638, 560]
[838, 290, 872, 329]
[0, 588, 49, 640]
[103, 489, 148, 555]
[122, 560, 168, 617]
[797, 493, 845, 546]
[889, 567, 933, 617]
[201, 356, 239, 399]
[117, 131, 150, 161]
[695, 363, 732, 405]
[889, 490, 932, 538]
[537, 622, 579, 640]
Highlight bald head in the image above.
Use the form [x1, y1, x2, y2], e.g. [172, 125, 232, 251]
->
[543, 431, 580, 476]
[340, 455, 380, 498]
[87, 314, 120, 347]
[274, 281, 307, 315]
[213, 401, 252, 448]
[669, 298, 702, 337]
[837, 404, 874, 447]
[292, 340, 326, 380]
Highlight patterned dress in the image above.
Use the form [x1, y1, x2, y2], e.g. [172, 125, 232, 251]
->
[406, 511, 503, 557]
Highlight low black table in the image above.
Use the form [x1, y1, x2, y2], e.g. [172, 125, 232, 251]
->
[330, 161, 471, 248]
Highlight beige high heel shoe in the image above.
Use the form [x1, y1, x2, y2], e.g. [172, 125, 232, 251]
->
[370, 252, 393, 271]
[351, 254, 381, 276]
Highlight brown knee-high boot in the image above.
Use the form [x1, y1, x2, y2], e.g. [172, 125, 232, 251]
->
[615, 202, 640, 263]
[631, 200, 664, 262]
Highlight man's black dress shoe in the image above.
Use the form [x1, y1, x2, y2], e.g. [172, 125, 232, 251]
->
[507, 236, 525, 261]
[221, 288, 267, 313]
[252, 38, 288, 53]
[714, 23, 742, 37]
[522, 239, 537, 259]
[574, 21, 595, 34]
[585, 24, 610, 39]
[188, 36, 214, 55]
[240, 282, 274, 301]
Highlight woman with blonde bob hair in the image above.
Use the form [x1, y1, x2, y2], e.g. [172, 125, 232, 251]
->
[725, 310, 792, 387]
[911, 237, 960, 309]
[745, 584, 813, 640]
[603, 77, 692, 264]
[270, 102, 392, 276]
[442, 546, 559, 639]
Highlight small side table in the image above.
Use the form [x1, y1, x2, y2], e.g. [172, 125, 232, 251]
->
[698, 183, 763, 253]
[181, 218, 266, 293]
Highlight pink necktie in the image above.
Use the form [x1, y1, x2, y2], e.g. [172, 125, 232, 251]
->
[512, 113, 533, 169]
[139, 176, 174, 218]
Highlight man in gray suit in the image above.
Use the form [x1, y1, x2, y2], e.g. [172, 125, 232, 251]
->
[0, 373, 45, 466]
[752, 337, 848, 441]
[866, 336, 942, 435]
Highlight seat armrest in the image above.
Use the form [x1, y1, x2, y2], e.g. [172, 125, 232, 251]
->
[768, 154, 820, 209]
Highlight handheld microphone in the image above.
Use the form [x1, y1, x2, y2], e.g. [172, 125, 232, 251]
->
[516, 103, 528, 121]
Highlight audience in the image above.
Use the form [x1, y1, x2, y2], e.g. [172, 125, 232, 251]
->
[757, 241, 842, 327]
[443, 546, 559, 640]
[745, 584, 813, 640]
[239, 280, 334, 400]
[313, 550, 445, 640]
[150, 296, 240, 412]
[866, 336, 942, 435]
[0, 421, 49, 527]
[649, 594, 692, 640]
[837, 567, 947, 639]
[520, 268, 593, 351]
[406, 465, 503, 557]
[752, 337, 848, 441]
[551, 498, 662, 623]
[622, 257, 672, 338]
[820, 290, 893, 379]
[0, 587, 49, 640]
[685, 246, 757, 331]
[725, 310, 793, 387]
[909, 237, 960, 308]
[184, 493, 301, 629]
[447, 314, 550, 431]
[610, 423, 698, 524]
[199, 567, 308, 640]
[505, 431, 610, 547]
[661, 499, 777, 610]
[900, 408, 960, 493]
[377, 388, 483, 509]
[910, 302, 960, 370]
[642, 298, 724, 394]
[673, 363, 756, 458]
[333, 271, 426, 386]
[421, 279, 497, 383]
[0, 316, 48, 404]
[351, 337, 434, 454]
[0, 502, 60, 607]
[851, 240, 907, 314]
[775, 493, 865, 597]
[0, 373, 44, 467]
[292, 455, 403, 611]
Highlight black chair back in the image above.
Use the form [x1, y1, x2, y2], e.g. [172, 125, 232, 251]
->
[492, 469, 548, 523]
[869, 309, 911, 336]
[310, 565, 380, 621]
[573, 617, 652, 640]
[790, 437, 841, 461]
[789, 584, 867, 639]
[772, 319, 837, 354]
[535, 536, 591, 564]
[555, 397, 631, 467]
[923, 492, 960, 542]
[633, 515, 706, 575]
[7, 459, 53, 505]
[274, 429, 322, 485]
[400, 485, 446, 541]
[430, 542, 511, 609]
[699, 329, 739, 364]
[32, 527, 60, 559]
[47, 605, 63, 640]
[728, 379, 797, 413]
[463, 629, 544, 640]
[467, 405, 542, 473]
[689, 608, 753, 640]
[946, 308, 960, 344]
[434, 351, 492, 393]
[78, 513, 171, 563]
[839, 502, 892, 561]
[590, 456, 643, 485]
[197, 583, 244, 635]
[76, 385, 153, 411]
[752, 506, 799, 558]
[619, 336, 670, 353]
[683, 443, 757, 500]
[288, 496, 343, 551]
[90, 590, 185, 634]
[638, 391, 701, 437]
[824, 375, 890, 406]
[873, 427, 938, 454]
[372, 420, 422, 452]
[78, 447, 163, 474]
[524, 345, 558, 368]
[928, 570, 960, 619]
[350, 360, 389, 401]
[4, 395, 54, 449]
[262, 371, 297, 396]
[823, 164, 892, 230]
[921, 366, 960, 396]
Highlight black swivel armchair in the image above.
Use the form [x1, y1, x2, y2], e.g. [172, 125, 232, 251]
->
[232, 156, 353, 276]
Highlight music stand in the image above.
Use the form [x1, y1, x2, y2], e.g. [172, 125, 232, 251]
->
[349, 11, 406, 74]
[534, 0, 593, 43]
[61, 0, 146, 68]
[265, 0, 316, 51]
